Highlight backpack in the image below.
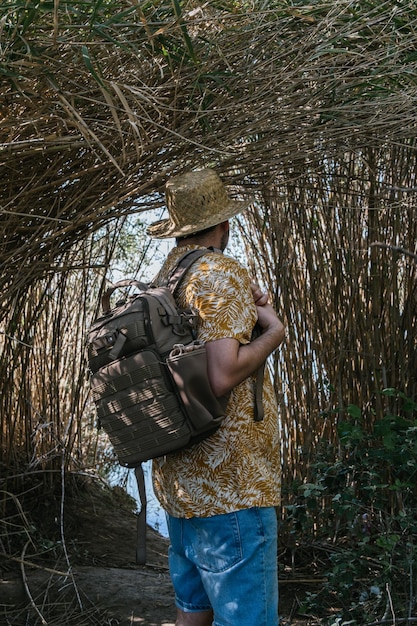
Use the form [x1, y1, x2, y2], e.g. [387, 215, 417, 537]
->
[87, 248, 229, 464]
[87, 248, 228, 563]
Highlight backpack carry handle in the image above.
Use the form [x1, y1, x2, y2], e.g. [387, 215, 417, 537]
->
[102, 280, 147, 315]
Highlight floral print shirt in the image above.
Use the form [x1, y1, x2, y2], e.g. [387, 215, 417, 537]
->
[152, 244, 281, 518]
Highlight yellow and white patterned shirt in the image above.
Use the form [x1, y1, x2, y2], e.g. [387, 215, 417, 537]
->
[152, 244, 281, 518]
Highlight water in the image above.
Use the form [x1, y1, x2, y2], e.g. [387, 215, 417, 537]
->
[108, 461, 169, 538]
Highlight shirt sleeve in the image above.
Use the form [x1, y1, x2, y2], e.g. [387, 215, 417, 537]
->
[183, 254, 258, 345]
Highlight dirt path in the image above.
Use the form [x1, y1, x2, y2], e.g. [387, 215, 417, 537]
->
[2, 538, 176, 626]
[0, 479, 318, 625]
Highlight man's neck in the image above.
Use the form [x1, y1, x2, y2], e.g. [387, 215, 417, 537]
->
[177, 236, 219, 250]
[176, 223, 227, 252]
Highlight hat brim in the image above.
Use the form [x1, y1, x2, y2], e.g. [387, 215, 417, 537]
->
[146, 198, 251, 239]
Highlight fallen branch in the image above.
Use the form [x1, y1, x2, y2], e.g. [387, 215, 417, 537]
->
[0, 551, 69, 577]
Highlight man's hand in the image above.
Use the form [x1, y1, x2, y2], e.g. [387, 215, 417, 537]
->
[251, 282, 285, 342]
[206, 282, 286, 397]
[250, 282, 269, 307]
[256, 302, 285, 342]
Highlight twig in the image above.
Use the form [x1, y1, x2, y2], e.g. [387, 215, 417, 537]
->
[366, 617, 417, 626]
[279, 577, 327, 584]
[408, 542, 414, 621]
[0, 331, 33, 348]
[386, 582, 396, 624]
[0, 552, 69, 576]
[0, 490, 37, 549]
[20, 540, 48, 625]
[370, 241, 417, 262]
[60, 433, 83, 610]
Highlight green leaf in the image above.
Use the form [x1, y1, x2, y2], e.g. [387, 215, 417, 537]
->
[81, 45, 104, 87]
[172, 0, 197, 63]
[347, 404, 362, 419]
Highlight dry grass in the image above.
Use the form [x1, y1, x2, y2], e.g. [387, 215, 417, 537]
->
[1, 4, 416, 623]
[1, 0, 416, 502]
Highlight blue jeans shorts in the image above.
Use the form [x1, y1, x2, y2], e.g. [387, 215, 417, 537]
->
[166, 506, 279, 626]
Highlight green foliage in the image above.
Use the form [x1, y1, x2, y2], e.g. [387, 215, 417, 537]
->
[283, 389, 417, 623]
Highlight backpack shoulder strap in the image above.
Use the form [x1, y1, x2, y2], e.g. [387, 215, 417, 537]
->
[166, 248, 216, 295]
[134, 465, 147, 565]
[168, 247, 265, 422]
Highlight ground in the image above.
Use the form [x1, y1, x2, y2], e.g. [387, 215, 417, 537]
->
[0, 474, 322, 625]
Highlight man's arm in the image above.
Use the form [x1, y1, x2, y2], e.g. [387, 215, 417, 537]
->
[205, 295, 285, 398]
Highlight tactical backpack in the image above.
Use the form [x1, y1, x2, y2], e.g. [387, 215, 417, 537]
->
[87, 248, 229, 563]
[87, 247, 265, 564]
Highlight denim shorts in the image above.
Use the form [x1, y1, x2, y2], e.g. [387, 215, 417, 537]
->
[166, 507, 279, 626]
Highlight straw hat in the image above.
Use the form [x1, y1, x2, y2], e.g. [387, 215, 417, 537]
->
[147, 169, 251, 239]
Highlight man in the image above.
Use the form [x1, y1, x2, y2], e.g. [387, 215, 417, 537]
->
[147, 168, 285, 626]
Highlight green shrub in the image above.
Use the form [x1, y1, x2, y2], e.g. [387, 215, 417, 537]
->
[282, 389, 417, 623]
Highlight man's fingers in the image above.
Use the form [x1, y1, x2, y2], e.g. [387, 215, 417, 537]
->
[250, 282, 269, 305]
